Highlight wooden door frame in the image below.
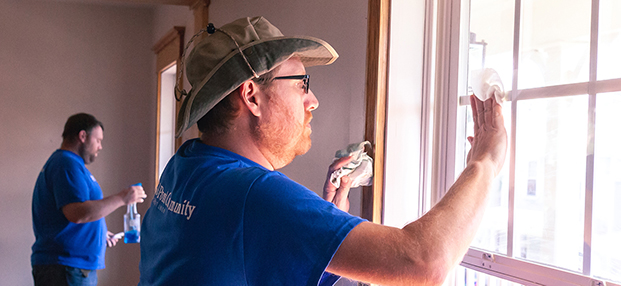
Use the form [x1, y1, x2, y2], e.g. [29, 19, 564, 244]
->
[151, 0, 210, 187]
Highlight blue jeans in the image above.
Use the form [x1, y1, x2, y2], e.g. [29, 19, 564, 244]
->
[32, 264, 98, 286]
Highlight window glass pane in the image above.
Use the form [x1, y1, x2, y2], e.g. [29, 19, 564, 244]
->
[446, 266, 524, 286]
[462, 102, 512, 255]
[514, 95, 588, 272]
[597, 0, 621, 81]
[592, 92, 621, 283]
[468, 0, 514, 97]
[518, 0, 591, 89]
[466, 0, 515, 257]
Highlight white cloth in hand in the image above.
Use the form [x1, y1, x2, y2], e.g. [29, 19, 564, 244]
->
[330, 141, 373, 188]
[470, 68, 505, 103]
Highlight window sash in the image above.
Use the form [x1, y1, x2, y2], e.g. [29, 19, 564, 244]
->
[435, 0, 621, 284]
[461, 248, 619, 286]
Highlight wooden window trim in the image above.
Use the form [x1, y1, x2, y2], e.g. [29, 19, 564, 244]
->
[362, 0, 391, 223]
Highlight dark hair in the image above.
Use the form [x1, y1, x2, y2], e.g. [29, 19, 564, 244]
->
[197, 69, 277, 135]
[196, 93, 241, 135]
[62, 113, 104, 141]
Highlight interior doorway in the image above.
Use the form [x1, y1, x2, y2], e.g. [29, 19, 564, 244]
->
[153, 26, 185, 185]
[156, 63, 177, 180]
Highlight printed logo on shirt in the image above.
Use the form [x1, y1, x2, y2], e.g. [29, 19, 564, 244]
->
[90, 174, 97, 182]
[152, 184, 196, 220]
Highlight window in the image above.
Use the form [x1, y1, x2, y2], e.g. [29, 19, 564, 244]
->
[450, 0, 621, 284]
[364, 0, 621, 285]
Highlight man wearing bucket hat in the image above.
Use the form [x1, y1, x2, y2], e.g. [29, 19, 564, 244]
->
[139, 16, 507, 286]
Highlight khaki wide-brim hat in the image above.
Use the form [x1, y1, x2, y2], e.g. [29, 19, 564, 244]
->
[176, 16, 339, 137]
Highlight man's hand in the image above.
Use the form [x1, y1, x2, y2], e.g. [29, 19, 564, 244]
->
[106, 231, 119, 247]
[467, 94, 507, 176]
[119, 184, 147, 205]
[323, 156, 353, 212]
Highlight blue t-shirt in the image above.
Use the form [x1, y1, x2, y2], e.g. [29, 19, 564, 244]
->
[31, 150, 107, 270]
[139, 139, 365, 286]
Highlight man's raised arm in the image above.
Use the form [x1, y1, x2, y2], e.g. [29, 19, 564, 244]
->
[327, 95, 507, 286]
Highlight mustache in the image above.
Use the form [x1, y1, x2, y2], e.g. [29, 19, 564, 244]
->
[304, 112, 313, 125]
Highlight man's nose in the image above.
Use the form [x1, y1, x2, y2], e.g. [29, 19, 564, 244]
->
[306, 89, 319, 111]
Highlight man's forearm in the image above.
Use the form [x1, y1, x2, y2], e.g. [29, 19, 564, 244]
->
[327, 161, 497, 286]
[403, 160, 496, 267]
[328, 95, 506, 285]
[62, 194, 125, 224]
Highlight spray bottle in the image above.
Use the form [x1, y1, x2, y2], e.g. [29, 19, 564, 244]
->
[123, 183, 142, 243]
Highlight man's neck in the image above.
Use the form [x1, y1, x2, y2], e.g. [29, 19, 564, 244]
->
[60, 141, 78, 153]
[59, 140, 84, 163]
[200, 132, 276, 171]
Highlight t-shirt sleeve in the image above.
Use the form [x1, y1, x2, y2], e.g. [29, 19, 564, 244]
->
[48, 157, 91, 210]
[243, 171, 366, 286]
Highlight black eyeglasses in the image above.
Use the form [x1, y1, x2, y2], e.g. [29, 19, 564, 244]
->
[272, 75, 310, 94]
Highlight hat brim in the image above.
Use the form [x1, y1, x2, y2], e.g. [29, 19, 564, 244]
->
[175, 36, 338, 138]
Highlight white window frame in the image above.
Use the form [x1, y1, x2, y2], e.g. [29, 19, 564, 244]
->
[428, 0, 621, 285]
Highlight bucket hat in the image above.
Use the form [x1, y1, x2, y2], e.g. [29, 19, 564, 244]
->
[175, 16, 339, 137]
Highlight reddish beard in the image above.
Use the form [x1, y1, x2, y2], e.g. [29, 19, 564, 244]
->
[253, 107, 313, 169]
[305, 112, 313, 127]
[298, 111, 313, 151]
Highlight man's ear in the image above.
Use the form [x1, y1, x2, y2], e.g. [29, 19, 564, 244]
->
[238, 80, 263, 117]
[78, 130, 88, 143]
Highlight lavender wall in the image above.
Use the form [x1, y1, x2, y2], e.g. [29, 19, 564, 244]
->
[0, 1, 156, 284]
[0, 0, 367, 284]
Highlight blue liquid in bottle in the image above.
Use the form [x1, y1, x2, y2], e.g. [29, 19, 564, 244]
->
[123, 183, 142, 243]
[124, 229, 140, 244]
